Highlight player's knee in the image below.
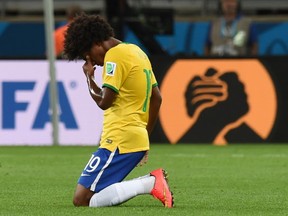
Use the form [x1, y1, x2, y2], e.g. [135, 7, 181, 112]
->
[72, 197, 82, 207]
[73, 196, 89, 207]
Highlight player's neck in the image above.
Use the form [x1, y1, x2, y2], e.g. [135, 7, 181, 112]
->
[103, 37, 122, 51]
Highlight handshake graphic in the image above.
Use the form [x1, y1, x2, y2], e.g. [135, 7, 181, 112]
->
[180, 67, 263, 143]
[185, 67, 248, 120]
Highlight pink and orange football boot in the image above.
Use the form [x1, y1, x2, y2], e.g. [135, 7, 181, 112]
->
[150, 168, 174, 208]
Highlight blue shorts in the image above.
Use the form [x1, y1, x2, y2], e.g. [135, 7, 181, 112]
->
[78, 148, 146, 193]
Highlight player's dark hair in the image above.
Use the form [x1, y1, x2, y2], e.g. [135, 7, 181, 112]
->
[64, 13, 115, 60]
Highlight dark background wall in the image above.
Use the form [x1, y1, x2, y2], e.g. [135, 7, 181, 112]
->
[0, 21, 288, 58]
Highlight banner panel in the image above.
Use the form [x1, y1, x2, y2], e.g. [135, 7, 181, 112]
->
[150, 56, 288, 144]
[159, 59, 277, 145]
[0, 60, 103, 145]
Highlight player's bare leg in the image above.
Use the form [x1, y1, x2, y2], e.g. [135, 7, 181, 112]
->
[73, 184, 94, 206]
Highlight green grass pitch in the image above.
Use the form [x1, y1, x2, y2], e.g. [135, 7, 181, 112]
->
[1, 144, 288, 216]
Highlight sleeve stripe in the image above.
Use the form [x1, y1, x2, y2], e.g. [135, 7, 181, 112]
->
[102, 83, 119, 93]
[152, 83, 158, 87]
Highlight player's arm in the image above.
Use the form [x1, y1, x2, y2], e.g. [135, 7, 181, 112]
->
[146, 86, 162, 135]
[87, 79, 116, 110]
[83, 56, 116, 110]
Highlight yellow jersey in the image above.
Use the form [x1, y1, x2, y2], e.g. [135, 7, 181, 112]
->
[100, 43, 158, 153]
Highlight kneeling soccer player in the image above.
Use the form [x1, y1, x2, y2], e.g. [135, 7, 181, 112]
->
[64, 13, 174, 208]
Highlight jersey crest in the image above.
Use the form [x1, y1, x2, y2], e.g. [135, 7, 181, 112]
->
[106, 62, 116, 76]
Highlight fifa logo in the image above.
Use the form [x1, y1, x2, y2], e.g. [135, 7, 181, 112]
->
[1, 81, 78, 129]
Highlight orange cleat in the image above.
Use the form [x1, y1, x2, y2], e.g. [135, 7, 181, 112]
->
[150, 168, 174, 208]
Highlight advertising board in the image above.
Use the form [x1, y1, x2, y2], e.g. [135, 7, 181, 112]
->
[0, 60, 103, 145]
